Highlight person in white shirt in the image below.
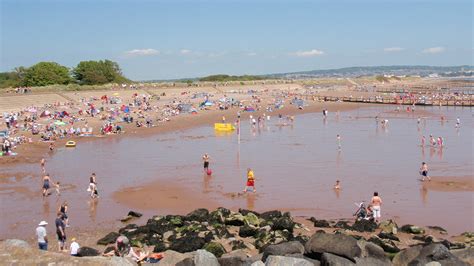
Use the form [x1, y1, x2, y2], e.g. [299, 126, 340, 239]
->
[36, 221, 48, 250]
[70, 237, 80, 256]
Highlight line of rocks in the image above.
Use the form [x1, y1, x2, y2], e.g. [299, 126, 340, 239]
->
[94, 208, 472, 265]
[3, 208, 471, 265]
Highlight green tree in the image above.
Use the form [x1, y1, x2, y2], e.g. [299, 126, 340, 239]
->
[73, 60, 129, 85]
[22, 62, 71, 86]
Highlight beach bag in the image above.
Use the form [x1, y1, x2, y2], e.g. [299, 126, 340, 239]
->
[206, 169, 212, 176]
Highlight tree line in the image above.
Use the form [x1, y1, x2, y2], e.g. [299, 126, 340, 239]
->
[0, 60, 130, 88]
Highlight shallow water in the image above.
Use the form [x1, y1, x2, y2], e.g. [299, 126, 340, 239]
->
[1, 105, 472, 237]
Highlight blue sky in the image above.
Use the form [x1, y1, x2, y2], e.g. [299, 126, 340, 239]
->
[1, 0, 472, 80]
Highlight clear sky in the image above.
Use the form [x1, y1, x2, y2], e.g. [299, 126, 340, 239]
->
[1, 0, 472, 80]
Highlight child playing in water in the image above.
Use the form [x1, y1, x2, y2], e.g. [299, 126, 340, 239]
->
[243, 168, 256, 193]
[54, 181, 61, 196]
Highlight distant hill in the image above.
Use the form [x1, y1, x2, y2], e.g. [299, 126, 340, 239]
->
[142, 65, 473, 82]
[266, 65, 473, 79]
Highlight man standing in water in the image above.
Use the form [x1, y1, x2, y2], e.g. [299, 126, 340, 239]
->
[55, 212, 66, 251]
[420, 162, 430, 181]
[371, 192, 382, 223]
[202, 153, 210, 173]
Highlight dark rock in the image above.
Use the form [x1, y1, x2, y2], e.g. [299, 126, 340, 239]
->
[413, 234, 435, 243]
[355, 241, 391, 265]
[351, 235, 365, 241]
[103, 246, 115, 254]
[451, 247, 474, 265]
[310, 218, 331, 228]
[118, 224, 138, 234]
[176, 257, 195, 266]
[230, 240, 247, 251]
[378, 219, 398, 234]
[239, 225, 258, 238]
[260, 210, 282, 221]
[393, 243, 469, 266]
[238, 208, 260, 217]
[204, 231, 214, 243]
[286, 254, 321, 266]
[120, 216, 133, 223]
[262, 241, 305, 261]
[271, 216, 295, 233]
[218, 250, 248, 266]
[153, 241, 167, 252]
[293, 235, 310, 245]
[412, 243, 469, 265]
[194, 249, 219, 266]
[146, 218, 177, 234]
[304, 232, 361, 261]
[209, 207, 231, 224]
[204, 241, 226, 258]
[225, 213, 246, 226]
[97, 232, 120, 245]
[368, 236, 400, 253]
[127, 211, 142, 217]
[334, 221, 351, 230]
[378, 232, 400, 241]
[400, 224, 425, 234]
[351, 219, 377, 232]
[186, 208, 210, 222]
[169, 236, 206, 253]
[427, 225, 447, 233]
[214, 227, 234, 238]
[77, 246, 100, 257]
[166, 215, 185, 227]
[321, 252, 355, 266]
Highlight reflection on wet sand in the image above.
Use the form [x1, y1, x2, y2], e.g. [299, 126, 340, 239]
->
[88, 198, 98, 222]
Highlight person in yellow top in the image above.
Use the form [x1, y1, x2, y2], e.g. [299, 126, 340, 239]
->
[243, 168, 256, 193]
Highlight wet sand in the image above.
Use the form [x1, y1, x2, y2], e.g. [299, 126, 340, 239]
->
[1, 104, 472, 243]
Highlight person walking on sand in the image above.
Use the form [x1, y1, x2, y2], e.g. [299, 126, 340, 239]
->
[55, 212, 67, 251]
[420, 162, 431, 181]
[42, 173, 51, 197]
[36, 221, 48, 250]
[41, 158, 46, 173]
[89, 173, 99, 198]
[371, 192, 382, 223]
[336, 134, 342, 150]
[202, 153, 210, 173]
[243, 168, 256, 193]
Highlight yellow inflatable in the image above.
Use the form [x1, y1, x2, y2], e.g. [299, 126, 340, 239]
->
[214, 123, 235, 131]
[65, 141, 76, 147]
